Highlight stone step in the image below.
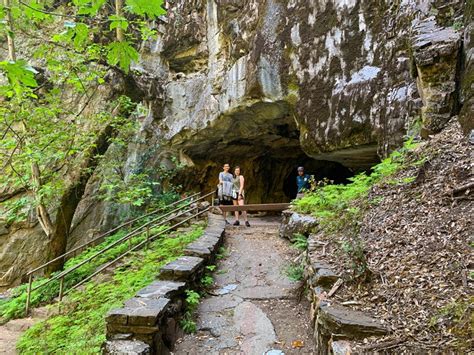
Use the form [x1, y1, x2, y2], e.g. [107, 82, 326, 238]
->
[105, 339, 151, 354]
[158, 256, 204, 281]
[136, 281, 186, 300]
[184, 234, 222, 259]
[309, 262, 339, 289]
[107, 297, 170, 327]
[317, 303, 389, 339]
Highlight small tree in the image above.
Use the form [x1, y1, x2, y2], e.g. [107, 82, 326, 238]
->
[0, 0, 166, 272]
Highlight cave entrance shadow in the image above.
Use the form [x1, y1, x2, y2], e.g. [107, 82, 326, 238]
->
[282, 159, 354, 200]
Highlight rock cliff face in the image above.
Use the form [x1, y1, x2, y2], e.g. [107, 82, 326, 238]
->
[1, 0, 470, 288]
[134, 0, 467, 190]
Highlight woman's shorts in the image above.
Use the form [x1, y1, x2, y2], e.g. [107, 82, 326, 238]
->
[219, 199, 233, 206]
[232, 192, 245, 201]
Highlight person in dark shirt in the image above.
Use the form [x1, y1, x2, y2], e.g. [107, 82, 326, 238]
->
[296, 166, 310, 197]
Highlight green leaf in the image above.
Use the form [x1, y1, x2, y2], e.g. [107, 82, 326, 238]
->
[106, 41, 139, 73]
[22, 0, 50, 21]
[109, 14, 129, 31]
[0, 60, 38, 95]
[125, 0, 166, 18]
[73, 23, 89, 48]
[73, 0, 106, 16]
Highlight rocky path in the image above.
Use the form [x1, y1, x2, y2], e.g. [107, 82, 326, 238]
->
[0, 306, 50, 354]
[173, 216, 314, 354]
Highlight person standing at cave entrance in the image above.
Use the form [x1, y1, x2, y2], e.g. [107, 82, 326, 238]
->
[232, 166, 250, 227]
[218, 163, 234, 224]
[296, 166, 310, 198]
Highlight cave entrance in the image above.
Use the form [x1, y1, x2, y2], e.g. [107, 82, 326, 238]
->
[174, 101, 362, 203]
[282, 158, 353, 200]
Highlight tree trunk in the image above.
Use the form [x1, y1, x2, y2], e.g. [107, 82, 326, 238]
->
[3, 0, 16, 61]
[46, 124, 115, 273]
[115, 0, 124, 42]
[31, 161, 55, 236]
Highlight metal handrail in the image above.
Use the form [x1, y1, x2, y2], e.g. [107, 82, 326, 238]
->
[64, 207, 211, 296]
[25, 191, 214, 314]
[26, 192, 200, 277]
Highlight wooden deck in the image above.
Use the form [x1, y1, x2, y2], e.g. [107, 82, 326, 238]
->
[218, 203, 290, 212]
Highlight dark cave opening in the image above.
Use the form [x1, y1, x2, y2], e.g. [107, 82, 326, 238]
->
[181, 152, 356, 204]
[282, 159, 354, 200]
[175, 101, 375, 204]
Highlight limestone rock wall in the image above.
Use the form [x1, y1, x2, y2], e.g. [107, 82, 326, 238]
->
[138, 0, 466, 170]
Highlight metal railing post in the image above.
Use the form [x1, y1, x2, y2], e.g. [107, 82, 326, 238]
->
[59, 276, 64, 301]
[145, 225, 150, 249]
[25, 274, 32, 315]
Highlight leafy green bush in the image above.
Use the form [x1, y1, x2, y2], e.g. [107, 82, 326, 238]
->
[291, 233, 308, 251]
[16, 226, 204, 354]
[285, 262, 304, 281]
[293, 139, 418, 280]
[294, 138, 418, 231]
[180, 289, 201, 334]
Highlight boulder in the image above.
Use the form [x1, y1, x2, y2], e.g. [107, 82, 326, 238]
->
[279, 210, 318, 240]
[411, 16, 462, 136]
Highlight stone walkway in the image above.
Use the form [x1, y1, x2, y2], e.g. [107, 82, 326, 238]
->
[173, 216, 314, 354]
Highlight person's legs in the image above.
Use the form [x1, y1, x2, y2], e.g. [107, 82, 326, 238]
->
[221, 201, 229, 223]
[238, 198, 250, 226]
[237, 198, 246, 220]
[233, 199, 239, 222]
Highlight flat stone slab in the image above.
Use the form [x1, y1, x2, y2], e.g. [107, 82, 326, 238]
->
[318, 303, 389, 338]
[159, 256, 204, 280]
[313, 268, 339, 288]
[107, 297, 170, 327]
[184, 234, 221, 258]
[184, 244, 212, 258]
[233, 301, 277, 354]
[136, 281, 186, 299]
[105, 339, 151, 354]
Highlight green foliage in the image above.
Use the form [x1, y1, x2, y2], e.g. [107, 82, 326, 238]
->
[180, 289, 201, 334]
[452, 21, 463, 31]
[216, 246, 229, 260]
[340, 236, 369, 280]
[0, 60, 38, 96]
[16, 226, 203, 353]
[0, 197, 31, 225]
[429, 298, 473, 347]
[291, 233, 308, 251]
[180, 317, 197, 334]
[0, 217, 191, 322]
[200, 275, 214, 287]
[201, 265, 216, 287]
[294, 139, 419, 231]
[106, 41, 139, 73]
[0, 0, 167, 237]
[284, 262, 304, 281]
[125, 0, 166, 18]
[293, 139, 419, 279]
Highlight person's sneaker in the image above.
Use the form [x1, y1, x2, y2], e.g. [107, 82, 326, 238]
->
[225, 220, 230, 225]
[245, 221, 250, 227]
[233, 220, 240, 226]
